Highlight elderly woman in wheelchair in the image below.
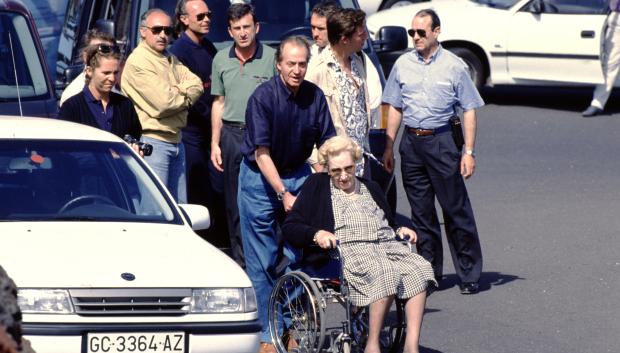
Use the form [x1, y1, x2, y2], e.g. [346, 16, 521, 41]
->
[271, 136, 437, 353]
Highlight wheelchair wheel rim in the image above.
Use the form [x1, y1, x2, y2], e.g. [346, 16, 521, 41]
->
[269, 271, 325, 353]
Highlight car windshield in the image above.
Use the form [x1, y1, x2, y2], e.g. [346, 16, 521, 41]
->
[0, 11, 49, 101]
[469, 0, 520, 10]
[0, 140, 181, 224]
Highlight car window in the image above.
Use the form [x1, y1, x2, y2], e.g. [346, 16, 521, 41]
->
[469, 0, 521, 10]
[56, 0, 88, 83]
[522, 0, 608, 14]
[0, 11, 49, 101]
[20, 0, 68, 84]
[0, 140, 181, 224]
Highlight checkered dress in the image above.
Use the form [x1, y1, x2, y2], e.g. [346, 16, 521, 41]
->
[331, 182, 437, 306]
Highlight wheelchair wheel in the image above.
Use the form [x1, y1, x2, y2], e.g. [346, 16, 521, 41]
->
[269, 271, 326, 353]
[350, 298, 405, 353]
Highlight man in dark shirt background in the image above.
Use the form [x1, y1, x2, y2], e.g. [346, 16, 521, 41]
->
[170, 0, 228, 245]
[238, 36, 335, 353]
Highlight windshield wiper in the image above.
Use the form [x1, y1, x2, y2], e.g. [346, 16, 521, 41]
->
[52, 216, 101, 221]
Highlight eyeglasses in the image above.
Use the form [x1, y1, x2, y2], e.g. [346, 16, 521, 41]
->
[144, 25, 173, 36]
[195, 11, 212, 21]
[408, 28, 427, 38]
[329, 165, 355, 177]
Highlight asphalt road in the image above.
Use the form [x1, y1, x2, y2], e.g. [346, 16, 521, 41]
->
[388, 86, 620, 353]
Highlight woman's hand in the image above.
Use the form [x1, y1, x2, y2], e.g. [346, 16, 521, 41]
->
[314, 230, 337, 249]
[396, 226, 417, 244]
[130, 143, 144, 157]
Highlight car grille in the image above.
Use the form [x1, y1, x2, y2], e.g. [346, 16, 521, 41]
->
[69, 289, 192, 316]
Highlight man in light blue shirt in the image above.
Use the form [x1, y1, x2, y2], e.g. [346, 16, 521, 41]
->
[382, 9, 484, 295]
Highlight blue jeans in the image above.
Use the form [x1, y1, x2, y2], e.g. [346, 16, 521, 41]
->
[141, 136, 187, 204]
[238, 158, 309, 343]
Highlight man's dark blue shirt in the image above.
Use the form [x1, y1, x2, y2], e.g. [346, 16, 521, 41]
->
[169, 32, 217, 143]
[242, 76, 336, 174]
[82, 85, 113, 132]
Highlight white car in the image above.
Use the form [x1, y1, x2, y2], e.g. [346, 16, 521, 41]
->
[0, 117, 260, 353]
[367, 0, 609, 88]
[358, 0, 427, 15]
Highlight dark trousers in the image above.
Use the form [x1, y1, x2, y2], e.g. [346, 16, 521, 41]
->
[400, 129, 482, 283]
[220, 124, 245, 268]
[183, 132, 228, 248]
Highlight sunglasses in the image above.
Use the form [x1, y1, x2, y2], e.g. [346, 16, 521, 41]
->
[329, 165, 356, 177]
[85, 43, 121, 65]
[408, 28, 427, 38]
[195, 11, 212, 21]
[144, 25, 173, 36]
[94, 43, 120, 54]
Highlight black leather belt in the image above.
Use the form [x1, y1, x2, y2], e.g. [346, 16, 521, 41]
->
[223, 120, 246, 129]
[406, 124, 451, 136]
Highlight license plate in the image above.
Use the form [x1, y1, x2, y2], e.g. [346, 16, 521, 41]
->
[87, 332, 185, 353]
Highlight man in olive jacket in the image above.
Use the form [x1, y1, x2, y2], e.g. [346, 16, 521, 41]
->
[121, 8, 203, 203]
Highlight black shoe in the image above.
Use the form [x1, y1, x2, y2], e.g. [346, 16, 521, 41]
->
[582, 106, 603, 117]
[459, 282, 479, 295]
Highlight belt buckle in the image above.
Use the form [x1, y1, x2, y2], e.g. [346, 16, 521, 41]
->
[415, 128, 432, 136]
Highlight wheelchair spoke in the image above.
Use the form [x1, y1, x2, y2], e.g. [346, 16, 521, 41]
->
[269, 272, 326, 353]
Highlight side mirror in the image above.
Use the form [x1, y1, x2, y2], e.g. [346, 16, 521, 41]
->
[94, 19, 115, 36]
[529, 0, 543, 14]
[64, 64, 84, 84]
[55, 64, 84, 92]
[372, 26, 408, 53]
[178, 204, 211, 230]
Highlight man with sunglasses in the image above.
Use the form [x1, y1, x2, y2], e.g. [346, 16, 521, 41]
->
[210, 3, 277, 269]
[169, 0, 228, 246]
[121, 8, 203, 203]
[59, 30, 119, 107]
[382, 9, 485, 295]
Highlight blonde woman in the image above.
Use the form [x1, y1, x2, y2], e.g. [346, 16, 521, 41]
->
[58, 44, 141, 140]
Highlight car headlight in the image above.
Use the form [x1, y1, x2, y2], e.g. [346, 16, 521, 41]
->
[190, 288, 257, 313]
[18, 289, 74, 314]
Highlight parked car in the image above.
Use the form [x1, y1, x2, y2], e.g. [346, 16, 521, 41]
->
[0, 0, 58, 117]
[367, 0, 609, 88]
[0, 116, 260, 353]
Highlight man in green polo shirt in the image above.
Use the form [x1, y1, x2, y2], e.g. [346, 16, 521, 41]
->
[210, 2, 276, 270]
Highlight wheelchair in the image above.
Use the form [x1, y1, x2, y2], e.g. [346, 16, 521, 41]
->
[268, 245, 407, 353]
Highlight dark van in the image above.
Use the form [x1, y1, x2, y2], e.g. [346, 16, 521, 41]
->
[0, 0, 58, 117]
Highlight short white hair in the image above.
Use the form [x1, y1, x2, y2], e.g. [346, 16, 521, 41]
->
[318, 135, 362, 166]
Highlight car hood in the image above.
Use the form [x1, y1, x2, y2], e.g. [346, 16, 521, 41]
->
[0, 222, 251, 289]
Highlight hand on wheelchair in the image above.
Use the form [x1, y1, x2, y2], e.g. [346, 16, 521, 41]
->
[313, 230, 338, 249]
[396, 226, 417, 244]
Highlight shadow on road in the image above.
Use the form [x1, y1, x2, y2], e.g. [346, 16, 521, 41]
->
[420, 345, 443, 353]
[480, 86, 620, 115]
[437, 272, 524, 293]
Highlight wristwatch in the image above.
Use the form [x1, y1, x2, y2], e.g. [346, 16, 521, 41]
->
[277, 188, 288, 201]
[465, 149, 476, 158]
